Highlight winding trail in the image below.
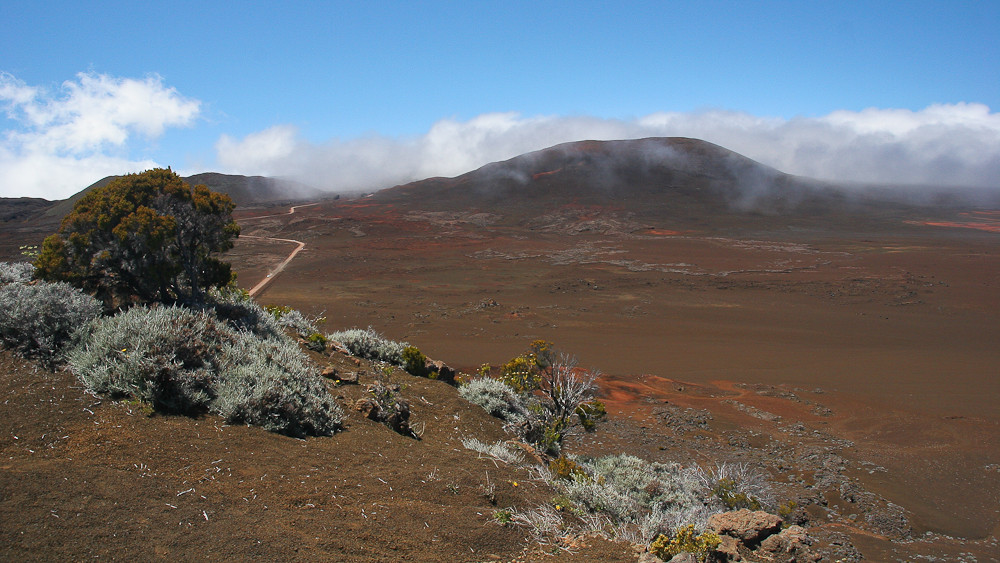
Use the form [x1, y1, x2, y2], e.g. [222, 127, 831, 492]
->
[239, 202, 319, 297]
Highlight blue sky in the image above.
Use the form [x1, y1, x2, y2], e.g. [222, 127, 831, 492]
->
[2, 1, 998, 199]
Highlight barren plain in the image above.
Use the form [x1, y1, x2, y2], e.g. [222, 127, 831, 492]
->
[224, 184, 1000, 560]
[2, 138, 999, 560]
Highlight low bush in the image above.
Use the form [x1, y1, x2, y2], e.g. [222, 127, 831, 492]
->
[209, 288, 285, 340]
[552, 453, 714, 540]
[549, 456, 589, 481]
[0, 279, 102, 364]
[401, 345, 430, 377]
[305, 332, 328, 352]
[215, 330, 342, 436]
[458, 377, 530, 424]
[698, 462, 774, 511]
[67, 304, 342, 436]
[461, 437, 525, 465]
[0, 261, 35, 285]
[649, 524, 721, 562]
[357, 377, 415, 437]
[68, 305, 230, 413]
[265, 305, 322, 339]
[575, 400, 607, 431]
[461, 344, 599, 455]
[327, 327, 407, 364]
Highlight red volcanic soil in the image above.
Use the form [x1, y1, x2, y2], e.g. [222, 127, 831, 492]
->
[2, 139, 998, 560]
[0, 348, 636, 562]
[225, 193, 1000, 560]
[908, 210, 1000, 233]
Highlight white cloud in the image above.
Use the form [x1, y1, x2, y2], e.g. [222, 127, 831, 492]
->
[0, 72, 200, 199]
[216, 104, 1000, 194]
[4, 71, 997, 201]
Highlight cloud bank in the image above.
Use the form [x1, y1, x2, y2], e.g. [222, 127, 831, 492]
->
[218, 105, 1000, 194]
[0, 72, 200, 199]
[2, 71, 997, 200]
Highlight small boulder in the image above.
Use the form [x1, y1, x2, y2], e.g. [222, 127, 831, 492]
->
[708, 509, 782, 546]
[758, 525, 819, 562]
[715, 534, 741, 561]
[321, 365, 359, 384]
[667, 553, 698, 563]
[336, 371, 359, 385]
[426, 359, 456, 383]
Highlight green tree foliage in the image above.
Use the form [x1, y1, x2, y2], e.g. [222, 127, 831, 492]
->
[34, 168, 240, 307]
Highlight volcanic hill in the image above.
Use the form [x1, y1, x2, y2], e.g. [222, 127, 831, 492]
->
[372, 137, 954, 234]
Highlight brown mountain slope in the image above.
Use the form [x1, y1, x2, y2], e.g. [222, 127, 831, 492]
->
[0, 172, 324, 230]
[373, 137, 997, 237]
[375, 138, 849, 219]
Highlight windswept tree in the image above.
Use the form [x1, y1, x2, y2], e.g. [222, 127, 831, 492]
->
[34, 168, 240, 307]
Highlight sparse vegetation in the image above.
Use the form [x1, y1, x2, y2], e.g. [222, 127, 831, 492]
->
[0, 275, 102, 364]
[401, 345, 430, 377]
[649, 524, 721, 562]
[461, 437, 525, 465]
[327, 327, 407, 364]
[460, 341, 600, 456]
[699, 462, 774, 511]
[492, 508, 514, 525]
[66, 303, 342, 436]
[357, 375, 416, 438]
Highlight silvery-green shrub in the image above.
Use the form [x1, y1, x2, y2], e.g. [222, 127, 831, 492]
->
[327, 327, 407, 364]
[215, 330, 342, 436]
[271, 308, 319, 339]
[0, 280, 102, 363]
[459, 377, 529, 422]
[68, 303, 342, 436]
[208, 287, 285, 340]
[0, 261, 35, 285]
[554, 453, 712, 540]
[68, 305, 229, 413]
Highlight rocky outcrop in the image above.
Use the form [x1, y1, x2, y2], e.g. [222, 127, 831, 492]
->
[708, 509, 782, 546]
[758, 525, 819, 561]
[425, 358, 456, 383]
[653, 510, 819, 563]
[321, 365, 359, 384]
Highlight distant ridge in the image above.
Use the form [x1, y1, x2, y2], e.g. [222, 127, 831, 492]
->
[1, 172, 325, 226]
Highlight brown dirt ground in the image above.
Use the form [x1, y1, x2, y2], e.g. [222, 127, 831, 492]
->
[0, 348, 635, 562]
[2, 197, 999, 560]
[232, 199, 1000, 559]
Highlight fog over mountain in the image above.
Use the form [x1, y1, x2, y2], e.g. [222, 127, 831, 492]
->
[216, 105, 1000, 196]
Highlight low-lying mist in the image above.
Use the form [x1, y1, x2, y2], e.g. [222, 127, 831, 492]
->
[216, 105, 1000, 203]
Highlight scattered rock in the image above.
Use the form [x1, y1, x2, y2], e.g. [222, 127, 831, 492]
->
[715, 534, 741, 561]
[708, 509, 782, 546]
[656, 403, 712, 433]
[425, 359, 456, 383]
[331, 369, 359, 385]
[327, 340, 351, 356]
[723, 400, 781, 422]
[636, 551, 661, 563]
[758, 525, 819, 562]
